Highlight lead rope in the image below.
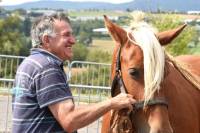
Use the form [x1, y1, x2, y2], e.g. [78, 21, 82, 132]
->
[110, 110, 134, 133]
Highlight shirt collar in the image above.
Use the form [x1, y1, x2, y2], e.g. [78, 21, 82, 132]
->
[30, 48, 63, 66]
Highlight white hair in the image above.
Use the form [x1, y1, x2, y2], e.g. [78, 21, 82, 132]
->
[31, 17, 56, 47]
[31, 13, 70, 48]
[127, 19, 165, 104]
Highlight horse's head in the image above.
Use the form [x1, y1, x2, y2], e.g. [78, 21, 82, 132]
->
[104, 15, 186, 133]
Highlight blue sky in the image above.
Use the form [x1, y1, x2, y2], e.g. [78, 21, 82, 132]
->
[0, 0, 133, 6]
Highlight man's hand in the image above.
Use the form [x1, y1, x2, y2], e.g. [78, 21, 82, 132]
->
[110, 93, 136, 111]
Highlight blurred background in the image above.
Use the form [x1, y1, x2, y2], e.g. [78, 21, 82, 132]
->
[0, 0, 200, 132]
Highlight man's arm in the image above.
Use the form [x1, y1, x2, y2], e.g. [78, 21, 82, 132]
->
[49, 93, 135, 133]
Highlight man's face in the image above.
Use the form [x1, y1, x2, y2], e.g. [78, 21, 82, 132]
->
[46, 19, 75, 61]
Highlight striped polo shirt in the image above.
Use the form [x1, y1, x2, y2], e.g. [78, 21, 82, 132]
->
[12, 48, 75, 133]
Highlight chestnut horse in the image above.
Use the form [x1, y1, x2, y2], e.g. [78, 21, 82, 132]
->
[175, 55, 200, 76]
[101, 15, 200, 133]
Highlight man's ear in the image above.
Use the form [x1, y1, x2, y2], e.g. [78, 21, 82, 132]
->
[157, 24, 187, 46]
[41, 34, 50, 47]
[104, 15, 127, 46]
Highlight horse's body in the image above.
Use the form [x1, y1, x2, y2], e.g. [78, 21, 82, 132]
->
[101, 14, 200, 133]
[176, 55, 200, 76]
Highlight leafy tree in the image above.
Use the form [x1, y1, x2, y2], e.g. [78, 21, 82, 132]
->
[78, 31, 92, 46]
[148, 14, 198, 55]
[71, 19, 105, 46]
[0, 15, 31, 56]
[13, 8, 27, 16]
[22, 17, 32, 37]
[72, 43, 88, 61]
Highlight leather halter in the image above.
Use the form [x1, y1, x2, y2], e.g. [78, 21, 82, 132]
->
[111, 46, 168, 112]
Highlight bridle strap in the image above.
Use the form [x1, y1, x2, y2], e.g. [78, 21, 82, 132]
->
[116, 45, 122, 72]
[111, 46, 127, 97]
[133, 98, 168, 112]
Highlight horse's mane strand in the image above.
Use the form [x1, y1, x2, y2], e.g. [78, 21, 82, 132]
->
[127, 23, 165, 105]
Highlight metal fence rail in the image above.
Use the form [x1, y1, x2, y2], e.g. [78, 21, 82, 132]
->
[0, 55, 111, 133]
[69, 61, 111, 87]
[0, 55, 25, 79]
[0, 79, 13, 133]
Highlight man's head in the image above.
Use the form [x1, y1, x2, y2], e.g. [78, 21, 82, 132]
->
[31, 13, 75, 61]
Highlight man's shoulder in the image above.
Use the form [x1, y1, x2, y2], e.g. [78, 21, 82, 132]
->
[28, 53, 51, 68]
[23, 53, 57, 70]
[17, 53, 55, 76]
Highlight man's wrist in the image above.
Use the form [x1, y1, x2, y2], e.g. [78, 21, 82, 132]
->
[108, 98, 114, 109]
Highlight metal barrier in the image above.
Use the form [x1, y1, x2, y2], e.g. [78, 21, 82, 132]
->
[0, 55, 111, 133]
[69, 61, 111, 87]
[0, 55, 25, 79]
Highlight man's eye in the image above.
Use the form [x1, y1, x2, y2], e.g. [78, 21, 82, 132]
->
[62, 32, 73, 37]
[128, 68, 140, 79]
[63, 34, 70, 37]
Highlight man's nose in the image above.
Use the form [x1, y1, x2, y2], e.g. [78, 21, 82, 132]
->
[69, 36, 76, 44]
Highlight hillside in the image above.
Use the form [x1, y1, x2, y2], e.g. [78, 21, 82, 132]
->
[2, 0, 200, 12]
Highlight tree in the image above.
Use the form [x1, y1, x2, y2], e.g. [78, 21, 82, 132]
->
[72, 43, 88, 61]
[148, 13, 198, 55]
[22, 17, 31, 37]
[71, 19, 105, 46]
[0, 15, 31, 56]
[78, 32, 92, 46]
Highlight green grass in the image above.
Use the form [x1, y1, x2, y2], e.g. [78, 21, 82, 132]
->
[88, 39, 115, 53]
[190, 44, 200, 55]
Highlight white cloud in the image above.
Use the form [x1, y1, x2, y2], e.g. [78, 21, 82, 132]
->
[0, 0, 133, 6]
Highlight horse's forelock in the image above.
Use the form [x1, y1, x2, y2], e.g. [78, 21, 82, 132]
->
[127, 25, 165, 105]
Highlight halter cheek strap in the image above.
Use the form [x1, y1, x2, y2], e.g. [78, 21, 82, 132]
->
[111, 46, 127, 97]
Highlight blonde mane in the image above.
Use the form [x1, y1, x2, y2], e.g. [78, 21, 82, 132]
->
[127, 11, 200, 104]
[127, 25, 165, 104]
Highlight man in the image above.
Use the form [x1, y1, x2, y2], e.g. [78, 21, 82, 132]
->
[12, 13, 136, 133]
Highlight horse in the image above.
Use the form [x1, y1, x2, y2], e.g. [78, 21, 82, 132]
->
[101, 15, 200, 133]
[175, 55, 200, 76]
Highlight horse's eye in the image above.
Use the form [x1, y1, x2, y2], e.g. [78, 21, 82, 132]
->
[128, 68, 140, 79]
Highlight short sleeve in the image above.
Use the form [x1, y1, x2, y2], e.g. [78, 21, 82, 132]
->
[34, 64, 73, 108]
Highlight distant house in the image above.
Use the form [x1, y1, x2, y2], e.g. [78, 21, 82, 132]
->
[71, 16, 119, 21]
[93, 28, 108, 34]
[93, 26, 128, 34]
[27, 9, 57, 16]
[0, 12, 8, 18]
[0, 9, 9, 19]
[184, 19, 200, 25]
[187, 11, 200, 15]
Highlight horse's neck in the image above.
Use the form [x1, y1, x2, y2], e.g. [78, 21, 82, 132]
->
[165, 56, 200, 90]
[163, 61, 200, 99]
[163, 62, 200, 120]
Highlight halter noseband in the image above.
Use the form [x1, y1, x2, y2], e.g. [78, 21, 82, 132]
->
[111, 46, 168, 112]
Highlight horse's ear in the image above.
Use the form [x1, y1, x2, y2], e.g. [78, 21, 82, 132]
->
[157, 24, 187, 46]
[104, 15, 127, 45]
